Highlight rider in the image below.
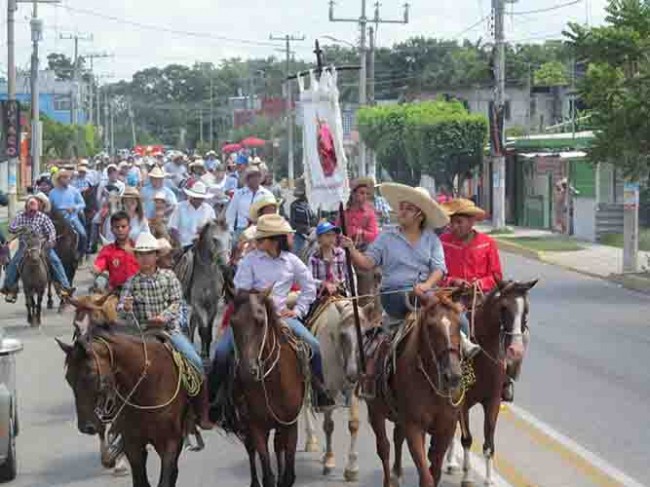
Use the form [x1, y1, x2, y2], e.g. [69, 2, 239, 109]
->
[289, 178, 317, 255]
[168, 181, 215, 251]
[212, 214, 335, 409]
[225, 166, 272, 243]
[118, 232, 213, 430]
[93, 211, 139, 292]
[341, 183, 481, 359]
[71, 163, 92, 192]
[308, 221, 350, 298]
[140, 165, 177, 220]
[439, 198, 512, 399]
[0, 195, 73, 302]
[48, 169, 87, 258]
[339, 177, 379, 250]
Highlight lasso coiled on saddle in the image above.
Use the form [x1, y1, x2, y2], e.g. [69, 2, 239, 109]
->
[171, 348, 203, 398]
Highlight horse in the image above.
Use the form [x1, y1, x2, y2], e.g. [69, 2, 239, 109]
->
[19, 229, 49, 326]
[82, 185, 100, 253]
[57, 313, 192, 487]
[364, 291, 464, 487]
[302, 298, 381, 481]
[47, 211, 80, 310]
[174, 219, 229, 359]
[449, 279, 538, 487]
[209, 290, 306, 487]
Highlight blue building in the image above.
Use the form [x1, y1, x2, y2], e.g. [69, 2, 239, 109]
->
[0, 70, 88, 125]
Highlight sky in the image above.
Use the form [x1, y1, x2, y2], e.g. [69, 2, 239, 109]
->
[1, 0, 609, 82]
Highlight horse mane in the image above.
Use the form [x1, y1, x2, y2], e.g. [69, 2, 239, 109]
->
[421, 290, 463, 315]
[233, 290, 285, 333]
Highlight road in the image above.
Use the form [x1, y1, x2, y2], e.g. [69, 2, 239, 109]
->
[2, 253, 649, 486]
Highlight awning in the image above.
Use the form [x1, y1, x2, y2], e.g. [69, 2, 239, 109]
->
[518, 151, 587, 159]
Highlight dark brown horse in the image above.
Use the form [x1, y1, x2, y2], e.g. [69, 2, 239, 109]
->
[47, 211, 79, 310]
[365, 291, 464, 487]
[57, 314, 191, 487]
[19, 229, 49, 326]
[210, 290, 306, 487]
[82, 185, 100, 252]
[453, 279, 537, 487]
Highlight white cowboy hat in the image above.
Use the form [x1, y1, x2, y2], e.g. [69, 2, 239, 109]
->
[205, 150, 217, 157]
[156, 238, 173, 256]
[183, 181, 210, 199]
[106, 163, 118, 172]
[153, 190, 167, 202]
[27, 193, 51, 213]
[118, 161, 130, 170]
[244, 165, 262, 180]
[134, 232, 160, 253]
[189, 160, 206, 170]
[379, 182, 450, 229]
[148, 166, 168, 179]
[249, 196, 279, 224]
[255, 214, 295, 239]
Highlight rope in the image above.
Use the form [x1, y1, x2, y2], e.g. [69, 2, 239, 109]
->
[172, 348, 203, 398]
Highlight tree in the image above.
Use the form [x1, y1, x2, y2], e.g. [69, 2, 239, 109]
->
[534, 61, 569, 86]
[46, 53, 86, 81]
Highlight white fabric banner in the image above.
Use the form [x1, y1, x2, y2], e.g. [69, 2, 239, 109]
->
[298, 69, 350, 212]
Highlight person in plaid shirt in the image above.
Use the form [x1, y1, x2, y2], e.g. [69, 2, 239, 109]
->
[1, 195, 73, 302]
[71, 164, 93, 192]
[308, 221, 349, 297]
[119, 232, 213, 430]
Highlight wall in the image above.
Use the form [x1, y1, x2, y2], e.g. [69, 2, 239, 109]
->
[573, 197, 597, 241]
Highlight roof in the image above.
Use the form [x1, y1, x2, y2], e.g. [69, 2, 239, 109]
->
[506, 131, 594, 151]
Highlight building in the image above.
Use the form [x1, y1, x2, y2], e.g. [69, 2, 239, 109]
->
[0, 70, 89, 125]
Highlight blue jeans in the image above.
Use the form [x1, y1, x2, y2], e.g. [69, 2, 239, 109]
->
[459, 312, 470, 335]
[66, 215, 87, 255]
[293, 233, 307, 256]
[4, 246, 70, 290]
[169, 331, 204, 373]
[214, 317, 324, 382]
[381, 291, 410, 319]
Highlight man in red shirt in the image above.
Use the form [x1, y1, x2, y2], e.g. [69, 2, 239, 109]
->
[93, 211, 140, 292]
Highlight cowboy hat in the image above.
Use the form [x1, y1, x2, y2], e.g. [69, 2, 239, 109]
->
[153, 190, 168, 202]
[183, 181, 210, 199]
[134, 232, 160, 253]
[189, 160, 206, 171]
[77, 163, 89, 172]
[249, 196, 279, 224]
[106, 163, 118, 172]
[148, 166, 168, 179]
[28, 192, 51, 213]
[255, 214, 295, 239]
[52, 168, 71, 183]
[244, 165, 262, 179]
[156, 238, 173, 256]
[240, 225, 257, 243]
[379, 182, 450, 229]
[351, 177, 375, 192]
[441, 198, 486, 220]
[118, 161, 130, 170]
[120, 187, 142, 200]
[205, 150, 217, 157]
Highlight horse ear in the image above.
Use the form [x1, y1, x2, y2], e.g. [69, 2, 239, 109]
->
[360, 301, 382, 327]
[55, 338, 73, 355]
[261, 286, 274, 299]
[522, 279, 539, 291]
[74, 312, 92, 336]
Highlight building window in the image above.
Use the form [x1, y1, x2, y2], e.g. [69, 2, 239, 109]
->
[53, 95, 71, 111]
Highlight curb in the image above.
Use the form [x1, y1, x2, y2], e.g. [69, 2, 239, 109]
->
[494, 238, 545, 262]
[610, 273, 650, 294]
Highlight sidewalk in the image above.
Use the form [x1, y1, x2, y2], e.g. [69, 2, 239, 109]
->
[478, 224, 650, 292]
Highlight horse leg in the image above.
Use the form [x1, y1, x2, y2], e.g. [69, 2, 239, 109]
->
[245, 435, 261, 487]
[404, 423, 434, 487]
[322, 409, 336, 475]
[273, 429, 286, 487]
[482, 400, 500, 486]
[124, 443, 150, 487]
[343, 395, 360, 482]
[199, 321, 212, 360]
[428, 419, 459, 487]
[282, 423, 298, 487]
[445, 433, 461, 473]
[157, 438, 183, 487]
[188, 313, 198, 348]
[26, 293, 34, 326]
[303, 408, 320, 452]
[251, 427, 275, 487]
[36, 291, 43, 327]
[47, 281, 53, 310]
[367, 405, 391, 487]
[460, 408, 474, 487]
[391, 423, 405, 486]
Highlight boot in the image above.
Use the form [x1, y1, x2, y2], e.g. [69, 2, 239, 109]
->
[192, 381, 214, 430]
[58, 286, 76, 299]
[502, 377, 514, 402]
[461, 331, 481, 360]
[312, 379, 335, 410]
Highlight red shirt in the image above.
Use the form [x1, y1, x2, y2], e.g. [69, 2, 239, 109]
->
[440, 231, 503, 292]
[339, 204, 379, 246]
[94, 241, 140, 289]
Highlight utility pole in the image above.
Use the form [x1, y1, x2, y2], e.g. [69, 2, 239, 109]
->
[270, 33, 305, 185]
[199, 109, 204, 144]
[128, 102, 136, 149]
[4, 0, 16, 211]
[59, 33, 93, 126]
[109, 98, 115, 156]
[490, 0, 507, 229]
[85, 52, 112, 127]
[329, 0, 409, 178]
[209, 77, 214, 148]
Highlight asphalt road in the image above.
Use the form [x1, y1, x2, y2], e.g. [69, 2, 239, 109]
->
[2, 253, 649, 486]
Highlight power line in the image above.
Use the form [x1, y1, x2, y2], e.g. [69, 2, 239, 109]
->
[510, 0, 582, 16]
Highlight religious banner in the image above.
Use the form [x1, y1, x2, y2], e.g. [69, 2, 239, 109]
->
[298, 68, 350, 212]
[1, 100, 21, 160]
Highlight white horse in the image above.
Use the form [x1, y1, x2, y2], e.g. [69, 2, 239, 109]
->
[303, 299, 379, 481]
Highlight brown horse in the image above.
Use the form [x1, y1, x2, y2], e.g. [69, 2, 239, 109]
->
[211, 290, 306, 487]
[48, 211, 79, 310]
[57, 315, 191, 487]
[365, 291, 464, 487]
[19, 229, 49, 326]
[452, 279, 537, 487]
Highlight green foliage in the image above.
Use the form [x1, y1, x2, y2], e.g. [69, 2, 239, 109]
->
[566, 0, 650, 180]
[41, 117, 99, 159]
[534, 61, 569, 86]
[358, 100, 488, 187]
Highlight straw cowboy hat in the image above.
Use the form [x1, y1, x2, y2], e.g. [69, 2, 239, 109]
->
[244, 165, 262, 180]
[148, 166, 168, 179]
[351, 177, 375, 192]
[118, 161, 130, 170]
[28, 192, 51, 213]
[189, 160, 206, 171]
[183, 181, 210, 199]
[249, 196, 279, 224]
[442, 198, 486, 220]
[255, 214, 294, 239]
[379, 182, 450, 229]
[134, 232, 160, 253]
[120, 187, 142, 200]
[156, 238, 173, 256]
[77, 163, 88, 173]
[106, 163, 118, 172]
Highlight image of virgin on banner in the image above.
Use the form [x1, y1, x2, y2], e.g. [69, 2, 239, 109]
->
[298, 69, 350, 212]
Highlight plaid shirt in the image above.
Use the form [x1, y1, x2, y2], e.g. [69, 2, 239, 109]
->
[308, 246, 349, 289]
[72, 177, 92, 192]
[9, 211, 56, 246]
[119, 269, 183, 331]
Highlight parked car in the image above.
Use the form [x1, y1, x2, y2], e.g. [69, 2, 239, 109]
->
[0, 332, 22, 482]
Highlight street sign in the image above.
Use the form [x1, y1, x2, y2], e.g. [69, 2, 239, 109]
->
[1, 101, 21, 160]
[623, 182, 640, 210]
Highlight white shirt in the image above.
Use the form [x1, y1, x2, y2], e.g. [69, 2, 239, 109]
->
[169, 200, 216, 247]
[225, 185, 273, 232]
[97, 179, 125, 206]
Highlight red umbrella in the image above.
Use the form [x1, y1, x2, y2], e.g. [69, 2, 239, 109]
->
[240, 136, 267, 148]
[222, 143, 242, 154]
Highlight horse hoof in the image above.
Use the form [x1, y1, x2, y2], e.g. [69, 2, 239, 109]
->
[389, 473, 401, 487]
[305, 438, 320, 453]
[343, 468, 359, 482]
[112, 457, 129, 477]
[47, 303, 53, 310]
[461, 480, 475, 487]
[447, 463, 461, 474]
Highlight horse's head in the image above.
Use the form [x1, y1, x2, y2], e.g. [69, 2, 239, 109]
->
[56, 336, 112, 436]
[23, 229, 45, 262]
[484, 279, 538, 363]
[230, 289, 276, 381]
[197, 219, 231, 263]
[418, 292, 464, 392]
[68, 294, 119, 337]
